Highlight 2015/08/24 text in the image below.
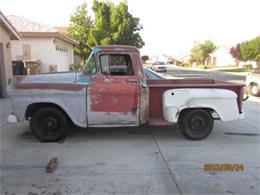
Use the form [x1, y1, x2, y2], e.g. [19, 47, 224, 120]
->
[204, 163, 244, 172]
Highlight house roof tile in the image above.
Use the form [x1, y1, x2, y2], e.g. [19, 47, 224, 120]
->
[7, 15, 56, 32]
[0, 10, 21, 40]
[6, 15, 78, 46]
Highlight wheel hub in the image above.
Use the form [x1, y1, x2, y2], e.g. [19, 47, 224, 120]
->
[43, 117, 58, 131]
[190, 116, 205, 131]
[251, 85, 258, 95]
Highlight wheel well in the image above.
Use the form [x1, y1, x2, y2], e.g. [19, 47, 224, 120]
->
[249, 82, 259, 86]
[25, 103, 70, 121]
[178, 108, 217, 120]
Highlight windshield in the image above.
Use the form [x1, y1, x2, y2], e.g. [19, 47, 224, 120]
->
[82, 52, 97, 74]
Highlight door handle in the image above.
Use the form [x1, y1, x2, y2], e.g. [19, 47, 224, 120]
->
[127, 79, 138, 83]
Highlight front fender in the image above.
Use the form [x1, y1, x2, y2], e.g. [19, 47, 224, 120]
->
[9, 88, 87, 127]
[163, 88, 241, 123]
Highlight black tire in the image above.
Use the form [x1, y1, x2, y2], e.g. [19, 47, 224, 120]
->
[178, 109, 214, 140]
[249, 83, 260, 97]
[30, 108, 67, 142]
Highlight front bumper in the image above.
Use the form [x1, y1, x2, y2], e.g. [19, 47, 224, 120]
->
[155, 68, 167, 72]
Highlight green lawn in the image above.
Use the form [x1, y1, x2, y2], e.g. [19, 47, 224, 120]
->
[217, 68, 252, 72]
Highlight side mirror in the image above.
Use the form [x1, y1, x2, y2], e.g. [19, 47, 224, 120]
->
[142, 82, 147, 88]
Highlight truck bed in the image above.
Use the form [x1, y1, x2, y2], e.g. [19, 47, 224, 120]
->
[147, 79, 245, 126]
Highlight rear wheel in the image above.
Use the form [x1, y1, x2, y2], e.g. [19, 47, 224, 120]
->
[178, 109, 214, 140]
[30, 108, 68, 142]
[249, 83, 260, 97]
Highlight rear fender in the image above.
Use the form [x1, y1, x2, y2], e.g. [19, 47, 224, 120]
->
[163, 88, 240, 122]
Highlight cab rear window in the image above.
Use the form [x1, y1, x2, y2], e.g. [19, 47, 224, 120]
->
[100, 54, 134, 76]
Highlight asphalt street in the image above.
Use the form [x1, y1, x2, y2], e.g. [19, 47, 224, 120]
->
[0, 68, 259, 195]
[163, 66, 246, 83]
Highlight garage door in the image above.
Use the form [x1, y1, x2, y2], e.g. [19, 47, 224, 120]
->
[56, 51, 68, 72]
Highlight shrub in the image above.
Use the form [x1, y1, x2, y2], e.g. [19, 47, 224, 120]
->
[69, 64, 83, 71]
[243, 64, 252, 69]
[176, 62, 192, 68]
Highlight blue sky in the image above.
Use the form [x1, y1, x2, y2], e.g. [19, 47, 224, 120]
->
[1, 0, 260, 56]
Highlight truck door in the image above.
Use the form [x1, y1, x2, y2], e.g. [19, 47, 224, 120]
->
[88, 52, 139, 127]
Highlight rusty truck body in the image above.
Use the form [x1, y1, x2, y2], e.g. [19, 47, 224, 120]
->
[8, 45, 245, 141]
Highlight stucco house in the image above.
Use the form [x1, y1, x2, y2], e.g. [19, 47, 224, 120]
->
[207, 46, 236, 67]
[0, 11, 21, 98]
[7, 15, 78, 73]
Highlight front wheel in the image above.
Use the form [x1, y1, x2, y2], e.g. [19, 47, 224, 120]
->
[178, 109, 214, 140]
[249, 83, 260, 97]
[30, 108, 68, 142]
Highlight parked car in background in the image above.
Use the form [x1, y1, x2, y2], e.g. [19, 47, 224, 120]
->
[151, 62, 167, 72]
[246, 68, 260, 96]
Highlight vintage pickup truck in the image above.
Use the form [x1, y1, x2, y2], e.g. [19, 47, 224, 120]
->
[8, 45, 245, 142]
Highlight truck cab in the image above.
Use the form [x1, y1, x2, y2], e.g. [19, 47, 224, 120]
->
[81, 45, 149, 126]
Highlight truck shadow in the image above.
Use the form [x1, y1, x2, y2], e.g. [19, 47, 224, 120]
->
[64, 124, 184, 142]
[18, 123, 184, 143]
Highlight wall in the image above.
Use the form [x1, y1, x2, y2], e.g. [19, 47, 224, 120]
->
[210, 47, 236, 67]
[11, 37, 74, 73]
[0, 26, 12, 97]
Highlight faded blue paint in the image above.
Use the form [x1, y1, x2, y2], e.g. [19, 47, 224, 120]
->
[76, 74, 91, 84]
[92, 47, 127, 53]
[113, 47, 127, 51]
[92, 47, 102, 54]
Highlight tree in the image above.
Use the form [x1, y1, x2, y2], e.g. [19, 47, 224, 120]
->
[230, 44, 241, 60]
[230, 44, 241, 65]
[240, 36, 260, 62]
[67, 0, 145, 63]
[67, 3, 93, 63]
[190, 40, 216, 64]
[90, 0, 144, 48]
[190, 42, 204, 64]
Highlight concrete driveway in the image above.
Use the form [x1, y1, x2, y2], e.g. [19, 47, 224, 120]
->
[1, 96, 260, 194]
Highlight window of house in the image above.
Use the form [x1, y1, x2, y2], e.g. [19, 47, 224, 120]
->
[22, 44, 31, 59]
[55, 43, 68, 52]
[100, 54, 134, 76]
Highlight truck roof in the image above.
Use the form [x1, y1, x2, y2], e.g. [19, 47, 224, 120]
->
[92, 45, 139, 53]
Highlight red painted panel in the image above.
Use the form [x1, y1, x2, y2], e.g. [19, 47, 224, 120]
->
[15, 83, 87, 91]
[89, 74, 139, 113]
[148, 118, 175, 126]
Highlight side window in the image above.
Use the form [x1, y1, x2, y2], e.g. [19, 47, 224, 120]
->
[100, 54, 134, 76]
